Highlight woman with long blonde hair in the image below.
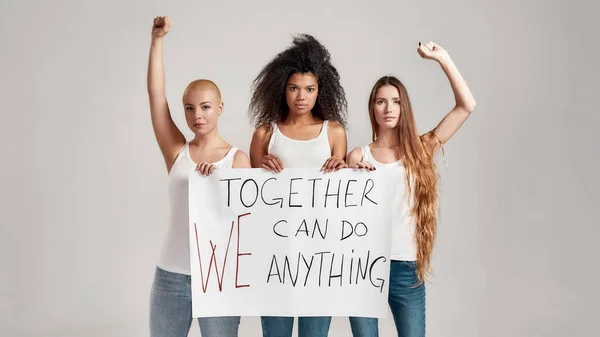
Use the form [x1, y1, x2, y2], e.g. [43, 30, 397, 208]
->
[347, 41, 476, 337]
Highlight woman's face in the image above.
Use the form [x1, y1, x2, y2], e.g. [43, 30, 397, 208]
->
[372, 85, 401, 130]
[183, 87, 222, 136]
[285, 72, 319, 116]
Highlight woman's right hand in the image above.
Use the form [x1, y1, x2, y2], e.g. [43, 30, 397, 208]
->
[261, 154, 284, 172]
[152, 16, 171, 38]
[350, 161, 376, 171]
[196, 162, 216, 176]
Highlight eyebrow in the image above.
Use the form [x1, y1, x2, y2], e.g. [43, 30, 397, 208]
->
[184, 101, 211, 105]
[288, 83, 317, 87]
[376, 97, 400, 100]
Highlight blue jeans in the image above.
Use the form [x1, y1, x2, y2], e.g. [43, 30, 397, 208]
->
[149, 266, 240, 337]
[349, 260, 426, 337]
[261, 316, 331, 337]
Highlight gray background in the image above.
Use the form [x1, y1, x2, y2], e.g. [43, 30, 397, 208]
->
[1, 0, 598, 336]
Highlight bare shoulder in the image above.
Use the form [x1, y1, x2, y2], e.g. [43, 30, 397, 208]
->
[328, 120, 346, 136]
[233, 150, 251, 168]
[346, 146, 364, 166]
[250, 123, 273, 167]
[420, 129, 443, 155]
[253, 123, 273, 138]
[327, 120, 347, 147]
[251, 123, 273, 148]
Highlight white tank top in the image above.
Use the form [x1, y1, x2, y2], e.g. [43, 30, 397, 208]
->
[361, 145, 417, 261]
[157, 143, 238, 275]
[268, 120, 331, 168]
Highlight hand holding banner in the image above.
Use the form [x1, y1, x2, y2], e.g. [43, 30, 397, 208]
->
[188, 168, 399, 318]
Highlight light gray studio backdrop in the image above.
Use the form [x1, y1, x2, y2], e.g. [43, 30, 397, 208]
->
[1, 0, 598, 336]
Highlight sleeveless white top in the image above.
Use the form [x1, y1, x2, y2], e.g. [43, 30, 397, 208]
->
[361, 145, 417, 261]
[157, 143, 238, 275]
[268, 120, 332, 168]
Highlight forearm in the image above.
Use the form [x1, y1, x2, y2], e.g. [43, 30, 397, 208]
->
[147, 37, 166, 97]
[439, 56, 476, 111]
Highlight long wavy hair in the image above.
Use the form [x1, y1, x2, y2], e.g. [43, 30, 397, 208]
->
[368, 76, 441, 284]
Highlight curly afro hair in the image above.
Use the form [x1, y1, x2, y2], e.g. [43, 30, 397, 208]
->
[248, 34, 348, 128]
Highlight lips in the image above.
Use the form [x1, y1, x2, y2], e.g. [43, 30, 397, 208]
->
[295, 104, 308, 109]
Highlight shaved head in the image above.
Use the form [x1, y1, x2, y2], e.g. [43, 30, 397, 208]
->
[183, 79, 222, 102]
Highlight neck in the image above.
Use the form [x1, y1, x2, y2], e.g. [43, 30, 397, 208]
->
[374, 127, 399, 148]
[284, 111, 318, 125]
[190, 127, 224, 149]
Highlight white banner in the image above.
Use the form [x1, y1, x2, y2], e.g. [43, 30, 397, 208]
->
[188, 168, 398, 318]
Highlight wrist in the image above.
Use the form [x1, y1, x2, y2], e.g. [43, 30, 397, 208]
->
[438, 54, 454, 69]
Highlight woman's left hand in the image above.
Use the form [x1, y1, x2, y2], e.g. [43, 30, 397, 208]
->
[321, 156, 347, 173]
[418, 41, 449, 63]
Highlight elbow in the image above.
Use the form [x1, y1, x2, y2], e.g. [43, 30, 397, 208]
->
[469, 99, 477, 112]
[461, 99, 476, 113]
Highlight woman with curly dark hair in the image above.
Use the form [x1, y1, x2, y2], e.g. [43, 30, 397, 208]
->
[248, 34, 348, 337]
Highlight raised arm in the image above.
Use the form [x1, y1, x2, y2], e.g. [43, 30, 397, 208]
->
[418, 41, 476, 154]
[147, 16, 186, 172]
